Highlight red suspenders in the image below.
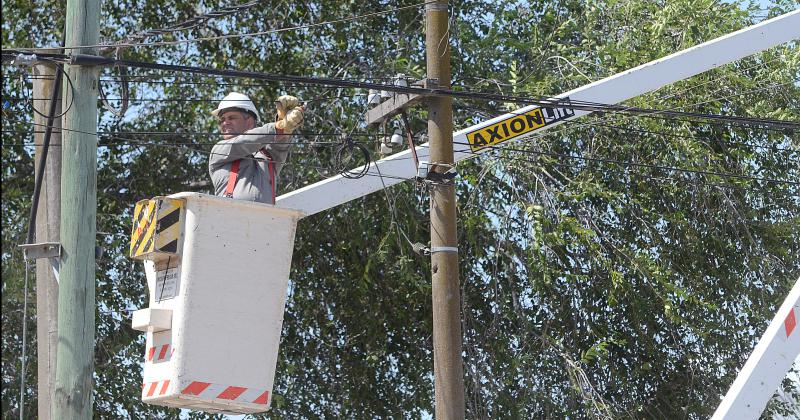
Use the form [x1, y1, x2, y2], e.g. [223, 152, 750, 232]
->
[223, 150, 276, 203]
[223, 159, 240, 198]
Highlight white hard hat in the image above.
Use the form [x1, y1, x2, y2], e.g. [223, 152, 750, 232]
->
[211, 92, 260, 120]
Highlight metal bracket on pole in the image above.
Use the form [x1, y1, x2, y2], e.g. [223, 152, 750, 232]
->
[365, 93, 428, 127]
[365, 78, 436, 127]
[20, 242, 61, 260]
[19, 242, 62, 283]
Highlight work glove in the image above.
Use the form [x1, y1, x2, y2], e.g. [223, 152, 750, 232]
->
[275, 95, 300, 119]
[275, 95, 303, 133]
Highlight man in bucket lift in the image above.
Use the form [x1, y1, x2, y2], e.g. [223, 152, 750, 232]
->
[208, 92, 304, 204]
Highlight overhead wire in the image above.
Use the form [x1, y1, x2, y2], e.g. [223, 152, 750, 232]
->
[17, 64, 75, 119]
[10, 79, 794, 114]
[4, 115, 797, 188]
[652, 55, 781, 103]
[6, 134, 793, 192]
[7, 1, 439, 51]
[5, 125, 796, 155]
[3, 34, 796, 193]
[99, 0, 263, 52]
[451, 141, 799, 186]
[584, 121, 798, 153]
[454, 71, 798, 161]
[18, 260, 31, 420]
[453, 102, 799, 154]
[3, 51, 797, 133]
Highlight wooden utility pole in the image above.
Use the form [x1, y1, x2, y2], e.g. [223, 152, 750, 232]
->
[55, 0, 100, 416]
[32, 62, 62, 420]
[426, 1, 465, 418]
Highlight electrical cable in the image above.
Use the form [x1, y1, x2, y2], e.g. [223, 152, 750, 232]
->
[5, 116, 794, 185]
[5, 123, 796, 188]
[6, 74, 792, 189]
[5, 131, 789, 193]
[4, 51, 797, 132]
[79, 49, 783, 104]
[654, 56, 781, 103]
[26, 65, 63, 245]
[452, 141, 799, 186]
[335, 139, 372, 179]
[100, 0, 262, 52]
[458, 84, 798, 160]
[372, 157, 417, 251]
[19, 260, 30, 420]
[585, 121, 798, 153]
[98, 64, 129, 118]
[8, 1, 438, 51]
[157, 255, 172, 303]
[24, 63, 74, 119]
[7, 114, 796, 154]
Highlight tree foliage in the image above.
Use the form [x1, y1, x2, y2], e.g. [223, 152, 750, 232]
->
[2, 0, 798, 418]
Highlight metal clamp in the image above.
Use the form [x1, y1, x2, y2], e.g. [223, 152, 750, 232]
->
[11, 53, 38, 67]
[430, 246, 458, 254]
[416, 161, 457, 185]
[19, 242, 61, 283]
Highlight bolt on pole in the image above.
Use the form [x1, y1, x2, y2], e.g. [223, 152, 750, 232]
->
[425, 1, 466, 419]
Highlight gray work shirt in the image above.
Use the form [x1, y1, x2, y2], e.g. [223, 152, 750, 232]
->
[208, 123, 292, 204]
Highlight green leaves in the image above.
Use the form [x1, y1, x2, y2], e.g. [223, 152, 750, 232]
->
[2, 0, 799, 418]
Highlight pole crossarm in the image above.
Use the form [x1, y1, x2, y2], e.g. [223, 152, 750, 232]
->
[276, 10, 800, 217]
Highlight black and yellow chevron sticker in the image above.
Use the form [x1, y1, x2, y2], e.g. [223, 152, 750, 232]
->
[154, 198, 182, 254]
[130, 199, 157, 258]
[130, 197, 184, 260]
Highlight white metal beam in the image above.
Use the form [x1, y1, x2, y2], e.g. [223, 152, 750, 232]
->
[276, 10, 800, 217]
[712, 277, 800, 420]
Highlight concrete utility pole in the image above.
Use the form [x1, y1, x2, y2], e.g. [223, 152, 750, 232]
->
[32, 62, 62, 420]
[55, 0, 100, 416]
[425, 1, 465, 418]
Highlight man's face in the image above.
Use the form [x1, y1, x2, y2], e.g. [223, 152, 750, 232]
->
[218, 110, 256, 140]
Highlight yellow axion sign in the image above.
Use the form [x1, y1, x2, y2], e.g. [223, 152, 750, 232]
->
[466, 99, 575, 152]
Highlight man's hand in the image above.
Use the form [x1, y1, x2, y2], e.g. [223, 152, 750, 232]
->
[275, 95, 300, 119]
[275, 95, 303, 133]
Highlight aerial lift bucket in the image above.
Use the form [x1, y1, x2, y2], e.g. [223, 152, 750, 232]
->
[129, 192, 303, 414]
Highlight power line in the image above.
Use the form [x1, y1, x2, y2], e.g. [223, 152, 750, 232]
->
[6, 130, 794, 188]
[8, 80, 794, 119]
[5, 124, 796, 154]
[4, 51, 798, 132]
[9, 113, 796, 155]
[565, 121, 799, 153]
[5, 135, 793, 195]
[5, 53, 798, 134]
[9, 1, 438, 51]
[103, 0, 262, 52]
[455, 102, 798, 154]
[452, 141, 799, 186]
[14, 79, 794, 107]
[653, 56, 782, 103]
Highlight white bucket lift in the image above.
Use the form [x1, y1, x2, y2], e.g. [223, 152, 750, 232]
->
[129, 192, 303, 414]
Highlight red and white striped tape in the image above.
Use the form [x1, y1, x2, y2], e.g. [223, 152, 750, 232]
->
[145, 344, 174, 363]
[142, 380, 171, 398]
[181, 381, 270, 405]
